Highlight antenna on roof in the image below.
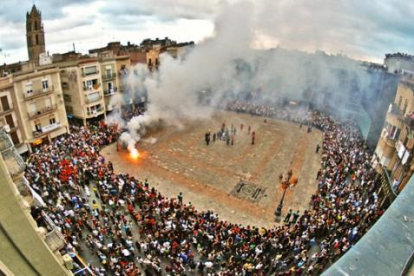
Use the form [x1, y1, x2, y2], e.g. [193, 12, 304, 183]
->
[73, 43, 76, 52]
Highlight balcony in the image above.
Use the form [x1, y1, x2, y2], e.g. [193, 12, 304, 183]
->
[32, 122, 61, 138]
[388, 103, 404, 117]
[0, 129, 25, 178]
[380, 167, 397, 201]
[102, 73, 116, 81]
[84, 94, 102, 104]
[385, 135, 397, 148]
[86, 107, 104, 117]
[104, 87, 118, 96]
[405, 114, 414, 129]
[24, 86, 54, 100]
[41, 211, 66, 252]
[28, 104, 58, 120]
[82, 70, 99, 77]
[83, 83, 101, 91]
[0, 129, 14, 151]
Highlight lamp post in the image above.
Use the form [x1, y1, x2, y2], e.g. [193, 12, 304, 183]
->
[274, 188, 287, 217]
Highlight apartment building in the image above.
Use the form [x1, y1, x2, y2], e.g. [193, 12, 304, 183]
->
[0, 128, 70, 275]
[97, 52, 131, 112]
[384, 53, 414, 75]
[59, 58, 106, 125]
[0, 77, 23, 150]
[0, 65, 69, 153]
[374, 75, 414, 193]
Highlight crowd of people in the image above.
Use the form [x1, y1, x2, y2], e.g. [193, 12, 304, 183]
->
[204, 123, 256, 146]
[24, 101, 385, 275]
[224, 101, 310, 124]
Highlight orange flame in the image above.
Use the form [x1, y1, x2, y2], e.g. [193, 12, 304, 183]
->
[130, 148, 140, 159]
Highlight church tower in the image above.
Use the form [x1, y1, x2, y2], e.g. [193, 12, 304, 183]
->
[26, 5, 45, 62]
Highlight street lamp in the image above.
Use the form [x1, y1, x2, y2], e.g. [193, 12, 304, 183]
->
[274, 188, 287, 217]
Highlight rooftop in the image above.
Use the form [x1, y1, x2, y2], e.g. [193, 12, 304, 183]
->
[323, 172, 414, 276]
[385, 52, 414, 61]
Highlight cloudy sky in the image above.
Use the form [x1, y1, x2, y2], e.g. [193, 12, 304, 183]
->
[0, 0, 413, 64]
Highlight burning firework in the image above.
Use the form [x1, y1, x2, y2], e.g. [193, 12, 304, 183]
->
[130, 148, 140, 159]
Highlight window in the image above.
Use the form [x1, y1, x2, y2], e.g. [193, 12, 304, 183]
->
[1, 96, 10, 111]
[85, 80, 93, 89]
[10, 131, 19, 145]
[62, 82, 69, 89]
[29, 103, 37, 114]
[403, 99, 409, 115]
[394, 128, 401, 140]
[85, 79, 99, 90]
[89, 104, 101, 115]
[83, 66, 98, 76]
[35, 123, 42, 132]
[49, 117, 56, 125]
[63, 94, 71, 102]
[42, 80, 49, 90]
[65, 106, 73, 114]
[5, 115, 14, 128]
[45, 98, 52, 108]
[87, 92, 100, 102]
[35, 35, 39, 45]
[34, 21, 38, 30]
[105, 68, 112, 79]
[26, 82, 33, 94]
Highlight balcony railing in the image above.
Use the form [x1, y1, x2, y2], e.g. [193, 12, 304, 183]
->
[0, 129, 25, 177]
[28, 104, 58, 120]
[104, 87, 118, 96]
[405, 114, 414, 129]
[32, 122, 61, 138]
[41, 211, 66, 252]
[380, 167, 398, 202]
[102, 73, 116, 81]
[82, 70, 99, 77]
[2, 148, 26, 177]
[0, 128, 14, 152]
[85, 95, 102, 103]
[87, 107, 104, 116]
[388, 103, 403, 117]
[83, 83, 101, 91]
[45, 229, 66, 252]
[385, 135, 397, 148]
[24, 86, 54, 100]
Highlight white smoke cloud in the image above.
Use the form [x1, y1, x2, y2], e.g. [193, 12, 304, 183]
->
[119, 0, 384, 152]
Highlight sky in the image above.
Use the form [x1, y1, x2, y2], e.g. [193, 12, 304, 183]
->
[1, 0, 414, 65]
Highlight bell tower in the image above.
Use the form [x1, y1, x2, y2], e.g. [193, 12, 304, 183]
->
[26, 5, 45, 62]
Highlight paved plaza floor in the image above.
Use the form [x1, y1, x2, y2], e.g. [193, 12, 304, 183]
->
[101, 111, 322, 228]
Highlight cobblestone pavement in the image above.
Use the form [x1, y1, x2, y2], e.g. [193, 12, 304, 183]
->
[101, 111, 322, 228]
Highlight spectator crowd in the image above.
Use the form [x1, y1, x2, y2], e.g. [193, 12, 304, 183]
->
[24, 102, 385, 275]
